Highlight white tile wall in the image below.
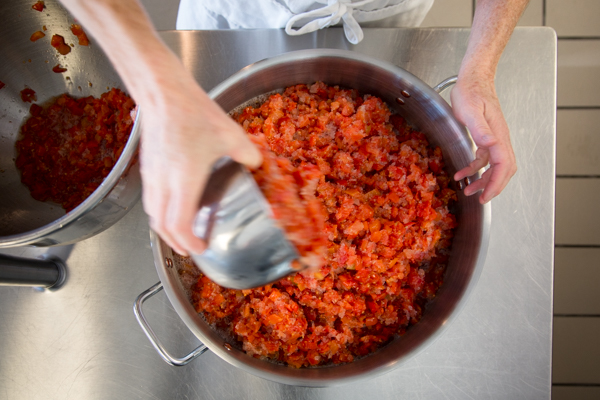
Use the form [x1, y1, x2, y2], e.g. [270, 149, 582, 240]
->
[551, 0, 600, 396]
[553, 317, 600, 383]
[421, 0, 473, 27]
[557, 109, 600, 175]
[554, 248, 600, 314]
[553, 386, 600, 400]
[557, 40, 600, 107]
[518, 0, 544, 26]
[556, 178, 600, 245]
[547, 0, 600, 37]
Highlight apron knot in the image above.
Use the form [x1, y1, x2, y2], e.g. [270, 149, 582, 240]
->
[285, 0, 376, 44]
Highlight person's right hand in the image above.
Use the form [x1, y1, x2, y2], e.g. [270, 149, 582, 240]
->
[139, 68, 262, 256]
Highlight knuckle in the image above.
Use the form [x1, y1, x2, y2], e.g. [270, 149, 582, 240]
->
[165, 213, 194, 242]
[164, 217, 182, 235]
[477, 133, 498, 147]
[150, 217, 166, 234]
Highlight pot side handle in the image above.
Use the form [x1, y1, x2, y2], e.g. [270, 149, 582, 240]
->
[432, 76, 458, 94]
[134, 282, 208, 366]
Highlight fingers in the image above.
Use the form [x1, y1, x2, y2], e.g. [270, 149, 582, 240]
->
[143, 169, 209, 256]
[454, 148, 489, 181]
[229, 131, 263, 170]
[140, 118, 261, 256]
[139, 134, 191, 255]
[164, 173, 208, 256]
[459, 155, 517, 204]
[463, 167, 492, 196]
[457, 140, 515, 204]
[478, 144, 517, 204]
[142, 182, 187, 255]
[476, 98, 516, 203]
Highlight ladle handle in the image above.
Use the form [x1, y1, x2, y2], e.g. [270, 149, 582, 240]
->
[0, 253, 66, 288]
[134, 282, 208, 366]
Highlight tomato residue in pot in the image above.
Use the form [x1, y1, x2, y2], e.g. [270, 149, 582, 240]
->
[50, 34, 71, 56]
[15, 88, 136, 212]
[52, 64, 67, 73]
[189, 82, 457, 368]
[31, 1, 44, 12]
[30, 30, 45, 42]
[20, 88, 37, 103]
[70, 24, 89, 46]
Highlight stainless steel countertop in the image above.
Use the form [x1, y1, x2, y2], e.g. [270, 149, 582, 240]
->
[0, 27, 556, 400]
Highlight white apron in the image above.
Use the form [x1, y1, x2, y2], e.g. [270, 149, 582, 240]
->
[176, 0, 434, 44]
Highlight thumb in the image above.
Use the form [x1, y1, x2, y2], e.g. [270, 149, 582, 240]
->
[229, 134, 263, 170]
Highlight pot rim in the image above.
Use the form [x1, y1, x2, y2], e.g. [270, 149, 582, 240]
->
[149, 49, 492, 386]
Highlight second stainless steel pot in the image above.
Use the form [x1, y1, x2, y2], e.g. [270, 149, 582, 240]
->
[0, 0, 142, 249]
[137, 49, 491, 386]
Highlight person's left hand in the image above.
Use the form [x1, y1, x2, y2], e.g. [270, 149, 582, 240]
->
[450, 72, 517, 204]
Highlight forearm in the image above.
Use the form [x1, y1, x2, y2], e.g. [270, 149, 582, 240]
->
[450, 1, 524, 202]
[460, 0, 530, 79]
[58, 0, 191, 110]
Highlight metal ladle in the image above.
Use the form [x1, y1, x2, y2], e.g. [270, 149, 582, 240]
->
[190, 158, 300, 290]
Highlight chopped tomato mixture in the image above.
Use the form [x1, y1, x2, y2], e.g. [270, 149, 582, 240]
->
[30, 30, 45, 42]
[50, 34, 71, 55]
[31, 1, 44, 12]
[52, 64, 67, 73]
[190, 82, 457, 368]
[70, 24, 89, 46]
[20, 88, 37, 103]
[249, 134, 328, 270]
[15, 89, 136, 211]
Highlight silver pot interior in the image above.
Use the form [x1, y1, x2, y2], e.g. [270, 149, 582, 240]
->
[152, 49, 491, 386]
[0, 0, 141, 246]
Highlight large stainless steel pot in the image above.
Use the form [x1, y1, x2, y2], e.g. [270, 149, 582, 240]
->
[0, 0, 141, 248]
[135, 49, 491, 387]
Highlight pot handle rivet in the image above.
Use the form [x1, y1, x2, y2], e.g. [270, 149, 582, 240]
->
[457, 177, 471, 191]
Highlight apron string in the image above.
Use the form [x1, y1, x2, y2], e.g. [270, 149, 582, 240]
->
[285, 0, 376, 44]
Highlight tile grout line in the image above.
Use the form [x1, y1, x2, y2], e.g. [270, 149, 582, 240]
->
[554, 314, 600, 318]
[542, 0, 546, 26]
[553, 383, 600, 387]
[555, 244, 600, 248]
[557, 106, 600, 110]
[558, 36, 600, 40]
[556, 176, 600, 179]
